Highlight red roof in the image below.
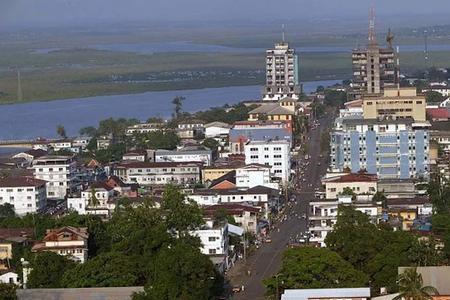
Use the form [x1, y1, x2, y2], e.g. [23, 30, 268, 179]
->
[427, 108, 450, 120]
[0, 176, 46, 188]
[324, 173, 377, 183]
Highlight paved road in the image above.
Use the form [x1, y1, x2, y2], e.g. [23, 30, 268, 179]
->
[230, 113, 334, 300]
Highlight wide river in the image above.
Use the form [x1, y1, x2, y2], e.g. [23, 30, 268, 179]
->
[0, 80, 340, 140]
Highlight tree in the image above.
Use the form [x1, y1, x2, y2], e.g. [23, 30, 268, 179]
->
[0, 203, 15, 218]
[202, 138, 219, 152]
[79, 126, 97, 137]
[0, 283, 17, 300]
[61, 251, 140, 288]
[133, 241, 220, 300]
[325, 206, 383, 270]
[172, 96, 185, 119]
[393, 268, 439, 300]
[264, 247, 368, 297]
[372, 191, 387, 208]
[340, 187, 356, 199]
[425, 91, 444, 105]
[56, 124, 67, 139]
[88, 187, 100, 207]
[27, 252, 76, 288]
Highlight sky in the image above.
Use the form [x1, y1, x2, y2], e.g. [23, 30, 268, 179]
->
[1, 0, 449, 29]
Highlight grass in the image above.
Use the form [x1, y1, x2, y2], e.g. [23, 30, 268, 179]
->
[0, 42, 449, 104]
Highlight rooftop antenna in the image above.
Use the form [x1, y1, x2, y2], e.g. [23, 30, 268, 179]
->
[282, 24, 286, 43]
[368, 6, 377, 47]
[17, 69, 23, 102]
[424, 30, 429, 68]
[386, 28, 394, 49]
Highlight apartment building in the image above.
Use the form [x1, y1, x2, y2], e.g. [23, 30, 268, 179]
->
[229, 120, 292, 154]
[0, 177, 47, 215]
[362, 88, 426, 122]
[244, 140, 291, 182]
[113, 161, 201, 186]
[32, 226, 89, 263]
[32, 156, 77, 199]
[235, 164, 279, 189]
[330, 118, 429, 180]
[263, 41, 300, 101]
[204, 204, 260, 234]
[67, 182, 115, 217]
[125, 122, 165, 135]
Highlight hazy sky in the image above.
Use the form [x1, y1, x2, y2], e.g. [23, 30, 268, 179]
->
[1, 0, 449, 29]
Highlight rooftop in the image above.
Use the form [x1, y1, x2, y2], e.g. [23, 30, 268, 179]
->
[281, 287, 371, 300]
[0, 176, 47, 188]
[342, 117, 415, 126]
[322, 173, 377, 183]
[116, 161, 202, 169]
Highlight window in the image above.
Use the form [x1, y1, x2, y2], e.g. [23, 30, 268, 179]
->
[250, 155, 259, 159]
[208, 237, 216, 242]
[17, 188, 23, 192]
[6, 189, 13, 192]
[274, 155, 282, 158]
[209, 249, 217, 254]
[250, 147, 258, 151]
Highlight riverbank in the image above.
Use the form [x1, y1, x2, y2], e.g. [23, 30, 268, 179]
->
[0, 80, 340, 140]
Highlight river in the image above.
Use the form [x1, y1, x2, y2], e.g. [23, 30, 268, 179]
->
[0, 80, 340, 140]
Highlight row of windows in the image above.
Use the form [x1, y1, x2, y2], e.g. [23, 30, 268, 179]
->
[1, 188, 34, 192]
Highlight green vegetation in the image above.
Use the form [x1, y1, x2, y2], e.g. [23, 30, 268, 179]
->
[264, 247, 368, 298]
[0, 283, 17, 300]
[393, 268, 439, 300]
[2, 186, 223, 299]
[325, 206, 443, 294]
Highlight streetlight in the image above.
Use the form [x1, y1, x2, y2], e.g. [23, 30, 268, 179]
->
[274, 273, 284, 300]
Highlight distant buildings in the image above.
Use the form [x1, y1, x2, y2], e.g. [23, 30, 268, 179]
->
[0, 176, 47, 215]
[263, 41, 300, 101]
[155, 146, 212, 166]
[351, 9, 397, 99]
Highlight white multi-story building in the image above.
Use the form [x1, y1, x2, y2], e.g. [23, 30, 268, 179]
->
[113, 161, 201, 186]
[73, 137, 91, 150]
[235, 164, 279, 189]
[126, 122, 165, 135]
[67, 182, 115, 217]
[31, 226, 89, 263]
[49, 140, 73, 152]
[155, 146, 212, 166]
[309, 196, 381, 247]
[263, 41, 300, 101]
[193, 220, 229, 256]
[32, 156, 77, 199]
[0, 177, 47, 215]
[244, 140, 291, 182]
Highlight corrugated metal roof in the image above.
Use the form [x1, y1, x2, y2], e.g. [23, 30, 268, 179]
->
[281, 288, 371, 300]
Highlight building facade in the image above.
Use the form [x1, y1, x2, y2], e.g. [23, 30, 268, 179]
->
[330, 119, 429, 180]
[113, 161, 201, 186]
[263, 42, 300, 101]
[155, 147, 212, 166]
[32, 156, 77, 199]
[0, 177, 47, 215]
[244, 140, 291, 182]
[362, 88, 426, 122]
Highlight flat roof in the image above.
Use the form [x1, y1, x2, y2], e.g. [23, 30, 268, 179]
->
[281, 287, 371, 300]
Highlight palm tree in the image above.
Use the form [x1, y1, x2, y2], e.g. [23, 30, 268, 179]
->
[172, 96, 185, 119]
[88, 187, 100, 208]
[393, 268, 439, 300]
[56, 124, 67, 139]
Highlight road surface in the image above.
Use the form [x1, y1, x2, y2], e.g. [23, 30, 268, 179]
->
[229, 113, 334, 300]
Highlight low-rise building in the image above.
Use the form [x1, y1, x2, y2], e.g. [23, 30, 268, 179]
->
[67, 182, 115, 217]
[126, 122, 165, 135]
[32, 156, 77, 199]
[204, 122, 231, 138]
[0, 271, 18, 285]
[202, 161, 245, 183]
[72, 137, 91, 150]
[49, 139, 73, 152]
[236, 164, 279, 189]
[321, 173, 377, 200]
[155, 146, 212, 166]
[248, 98, 296, 122]
[113, 161, 201, 186]
[0, 177, 47, 215]
[0, 228, 33, 270]
[244, 140, 291, 182]
[12, 149, 47, 166]
[32, 226, 89, 263]
[122, 151, 147, 162]
[96, 134, 113, 150]
[204, 204, 260, 234]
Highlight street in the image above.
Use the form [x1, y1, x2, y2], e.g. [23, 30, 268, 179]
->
[228, 113, 334, 300]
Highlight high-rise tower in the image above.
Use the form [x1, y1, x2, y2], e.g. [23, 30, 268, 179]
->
[351, 8, 397, 99]
[263, 29, 301, 101]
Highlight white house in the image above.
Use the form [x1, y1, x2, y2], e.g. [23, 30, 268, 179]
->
[68, 182, 115, 217]
[32, 156, 77, 199]
[0, 271, 19, 285]
[12, 149, 47, 165]
[0, 177, 47, 215]
[73, 137, 91, 150]
[205, 122, 231, 138]
[244, 140, 291, 182]
[31, 226, 89, 263]
[122, 151, 147, 162]
[235, 164, 279, 189]
[155, 146, 212, 166]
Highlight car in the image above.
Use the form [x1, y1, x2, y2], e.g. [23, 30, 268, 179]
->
[232, 286, 241, 293]
[265, 238, 272, 243]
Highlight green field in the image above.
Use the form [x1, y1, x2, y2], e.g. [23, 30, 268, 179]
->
[0, 24, 449, 104]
